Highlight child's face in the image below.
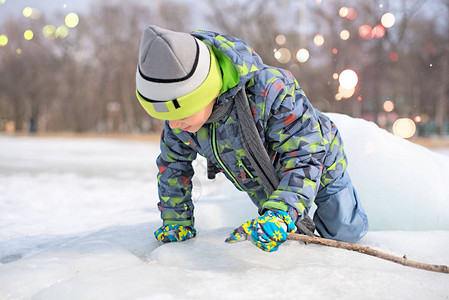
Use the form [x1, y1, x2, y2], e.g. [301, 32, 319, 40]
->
[169, 98, 216, 133]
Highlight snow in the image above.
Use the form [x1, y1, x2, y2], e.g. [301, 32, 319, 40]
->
[328, 113, 449, 231]
[1, 113, 448, 300]
[434, 147, 449, 157]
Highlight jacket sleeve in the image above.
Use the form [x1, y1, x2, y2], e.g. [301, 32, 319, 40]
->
[261, 76, 326, 223]
[156, 122, 197, 227]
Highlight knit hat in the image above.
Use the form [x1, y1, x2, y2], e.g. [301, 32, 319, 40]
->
[136, 26, 223, 120]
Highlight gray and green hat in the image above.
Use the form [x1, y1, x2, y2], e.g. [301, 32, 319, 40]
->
[136, 25, 222, 120]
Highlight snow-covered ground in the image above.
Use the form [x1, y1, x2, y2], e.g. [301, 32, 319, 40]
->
[1, 113, 448, 300]
[435, 147, 449, 157]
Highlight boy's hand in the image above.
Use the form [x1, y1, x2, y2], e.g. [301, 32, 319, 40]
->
[225, 210, 295, 252]
[154, 224, 197, 243]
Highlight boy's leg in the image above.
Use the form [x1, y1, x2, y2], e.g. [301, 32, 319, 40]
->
[313, 170, 369, 243]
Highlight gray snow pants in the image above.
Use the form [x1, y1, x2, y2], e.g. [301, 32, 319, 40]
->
[313, 170, 369, 243]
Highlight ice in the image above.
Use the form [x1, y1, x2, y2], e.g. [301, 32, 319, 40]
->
[1, 114, 449, 300]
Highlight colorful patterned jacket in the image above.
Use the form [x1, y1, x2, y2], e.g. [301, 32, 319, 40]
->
[156, 30, 347, 227]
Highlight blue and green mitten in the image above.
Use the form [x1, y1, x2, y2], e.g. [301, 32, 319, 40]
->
[225, 210, 295, 252]
[154, 224, 197, 244]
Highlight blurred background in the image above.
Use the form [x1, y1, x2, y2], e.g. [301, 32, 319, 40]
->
[0, 0, 448, 139]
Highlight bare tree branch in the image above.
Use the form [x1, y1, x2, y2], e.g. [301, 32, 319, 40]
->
[287, 233, 449, 274]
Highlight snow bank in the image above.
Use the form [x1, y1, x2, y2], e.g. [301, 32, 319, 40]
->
[327, 113, 449, 230]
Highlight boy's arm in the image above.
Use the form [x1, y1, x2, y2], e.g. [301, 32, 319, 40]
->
[261, 77, 326, 223]
[157, 122, 197, 227]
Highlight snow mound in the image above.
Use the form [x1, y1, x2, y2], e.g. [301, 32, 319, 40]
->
[327, 113, 449, 230]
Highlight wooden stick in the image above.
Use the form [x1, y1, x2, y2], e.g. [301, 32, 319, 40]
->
[287, 232, 449, 274]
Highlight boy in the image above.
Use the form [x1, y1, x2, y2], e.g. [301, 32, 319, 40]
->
[136, 26, 368, 252]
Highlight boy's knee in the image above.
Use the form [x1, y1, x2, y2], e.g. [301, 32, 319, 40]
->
[314, 208, 368, 243]
[313, 183, 369, 243]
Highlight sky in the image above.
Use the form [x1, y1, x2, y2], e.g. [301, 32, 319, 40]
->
[0, 0, 210, 31]
[1, 0, 446, 31]
[0, 0, 89, 21]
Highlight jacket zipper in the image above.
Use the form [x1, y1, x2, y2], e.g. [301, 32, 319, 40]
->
[211, 122, 245, 191]
[237, 159, 255, 179]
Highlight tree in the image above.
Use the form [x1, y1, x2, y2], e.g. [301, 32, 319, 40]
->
[0, 0, 193, 133]
[0, 0, 447, 135]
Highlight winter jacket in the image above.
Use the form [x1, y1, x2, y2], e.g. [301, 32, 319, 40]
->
[156, 30, 347, 227]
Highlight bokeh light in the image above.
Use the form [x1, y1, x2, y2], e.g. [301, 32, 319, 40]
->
[23, 8, 41, 20]
[332, 73, 339, 80]
[30, 8, 41, 20]
[65, 12, 79, 28]
[372, 25, 385, 38]
[289, 63, 300, 74]
[332, 48, 338, 54]
[16, 48, 22, 54]
[340, 30, 350, 40]
[381, 13, 396, 28]
[414, 116, 422, 123]
[338, 85, 355, 98]
[43, 25, 56, 38]
[359, 25, 373, 40]
[389, 51, 399, 62]
[425, 41, 436, 55]
[296, 48, 310, 63]
[274, 48, 291, 64]
[24, 30, 34, 40]
[313, 34, 324, 47]
[339, 7, 348, 18]
[339, 69, 358, 89]
[421, 114, 430, 123]
[0, 34, 8, 47]
[383, 100, 395, 112]
[0, 0, 6, 4]
[346, 8, 357, 20]
[23, 7, 33, 17]
[275, 35, 286, 45]
[56, 25, 69, 38]
[393, 118, 416, 138]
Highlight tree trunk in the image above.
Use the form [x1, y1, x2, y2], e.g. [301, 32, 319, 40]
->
[436, 55, 448, 135]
